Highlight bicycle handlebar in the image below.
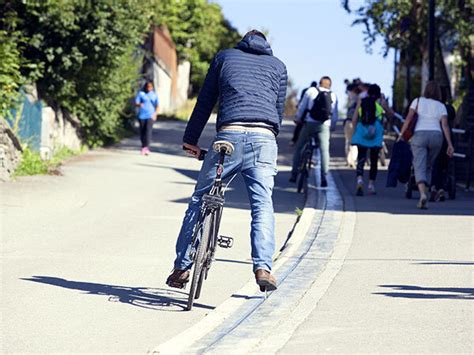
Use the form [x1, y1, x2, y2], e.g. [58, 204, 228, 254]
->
[183, 145, 208, 161]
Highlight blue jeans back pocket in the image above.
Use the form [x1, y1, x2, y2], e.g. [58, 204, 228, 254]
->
[253, 141, 277, 168]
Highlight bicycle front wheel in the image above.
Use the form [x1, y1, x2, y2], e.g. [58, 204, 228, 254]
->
[187, 212, 213, 311]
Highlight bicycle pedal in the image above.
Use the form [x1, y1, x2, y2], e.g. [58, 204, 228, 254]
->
[217, 235, 233, 248]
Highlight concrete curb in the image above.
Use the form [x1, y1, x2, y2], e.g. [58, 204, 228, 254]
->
[197, 171, 347, 354]
[151, 169, 325, 354]
[251, 167, 356, 353]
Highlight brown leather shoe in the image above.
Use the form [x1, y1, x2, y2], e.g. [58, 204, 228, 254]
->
[166, 269, 190, 289]
[255, 269, 277, 292]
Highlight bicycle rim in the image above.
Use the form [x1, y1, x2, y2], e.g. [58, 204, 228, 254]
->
[187, 212, 213, 311]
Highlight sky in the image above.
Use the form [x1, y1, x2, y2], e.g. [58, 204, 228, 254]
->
[214, 0, 396, 113]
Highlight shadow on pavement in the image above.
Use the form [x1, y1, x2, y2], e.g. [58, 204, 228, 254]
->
[374, 284, 474, 300]
[21, 276, 215, 311]
[138, 164, 301, 214]
[215, 258, 253, 265]
[123, 121, 304, 215]
[415, 261, 474, 265]
[172, 170, 301, 214]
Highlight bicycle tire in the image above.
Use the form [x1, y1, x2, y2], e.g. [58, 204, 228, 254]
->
[297, 168, 307, 193]
[187, 212, 213, 311]
[194, 265, 206, 300]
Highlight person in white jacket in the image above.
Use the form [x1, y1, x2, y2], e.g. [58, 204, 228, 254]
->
[290, 76, 338, 187]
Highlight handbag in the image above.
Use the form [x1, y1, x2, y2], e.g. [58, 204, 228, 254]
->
[402, 98, 419, 141]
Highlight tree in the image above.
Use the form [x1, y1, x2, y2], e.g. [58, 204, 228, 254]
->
[151, 0, 241, 94]
[342, 0, 473, 108]
[284, 78, 298, 117]
[2, 0, 240, 146]
[3, 0, 150, 146]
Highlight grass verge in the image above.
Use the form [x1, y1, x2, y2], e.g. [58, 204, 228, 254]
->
[14, 146, 86, 177]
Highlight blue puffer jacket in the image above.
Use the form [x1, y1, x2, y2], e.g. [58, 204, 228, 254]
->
[183, 34, 288, 145]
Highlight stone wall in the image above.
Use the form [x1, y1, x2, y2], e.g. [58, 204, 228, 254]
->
[0, 119, 22, 181]
[40, 107, 82, 160]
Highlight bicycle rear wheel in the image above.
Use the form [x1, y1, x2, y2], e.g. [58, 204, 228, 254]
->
[187, 212, 213, 311]
[297, 168, 308, 193]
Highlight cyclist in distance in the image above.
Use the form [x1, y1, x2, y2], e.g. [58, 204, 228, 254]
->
[166, 30, 288, 292]
[290, 76, 337, 187]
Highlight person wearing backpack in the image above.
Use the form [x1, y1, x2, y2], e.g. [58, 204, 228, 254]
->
[290, 76, 337, 187]
[351, 84, 392, 196]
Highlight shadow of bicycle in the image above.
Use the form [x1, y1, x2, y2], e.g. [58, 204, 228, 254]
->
[21, 276, 215, 312]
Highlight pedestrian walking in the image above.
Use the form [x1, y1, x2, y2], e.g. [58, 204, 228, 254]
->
[399, 81, 454, 209]
[290, 76, 337, 187]
[351, 84, 392, 196]
[166, 30, 287, 291]
[344, 82, 361, 168]
[135, 81, 159, 155]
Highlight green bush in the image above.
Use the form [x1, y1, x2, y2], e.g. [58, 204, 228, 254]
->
[14, 146, 83, 177]
[14, 148, 49, 176]
[1, 0, 240, 147]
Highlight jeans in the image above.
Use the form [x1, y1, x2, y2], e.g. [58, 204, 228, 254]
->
[174, 130, 278, 272]
[138, 118, 153, 148]
[291, 122, 330, 178]
[411, 130, 443, 185]
[356, 146, 381, 181]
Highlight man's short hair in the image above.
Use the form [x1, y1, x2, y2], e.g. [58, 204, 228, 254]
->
[319, 76, 332, 88]
[310, 81, 317, 87]
[244, 29, 267, 41]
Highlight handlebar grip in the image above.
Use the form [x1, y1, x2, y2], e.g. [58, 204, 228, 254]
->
[183, 145, 207, 161]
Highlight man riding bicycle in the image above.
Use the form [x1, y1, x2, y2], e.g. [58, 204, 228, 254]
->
[290, 76, 337, 187]
[166, 30, 288, 292]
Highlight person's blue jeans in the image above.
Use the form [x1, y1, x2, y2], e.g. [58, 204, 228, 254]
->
[174, 130, 278, 273]
[291, 122, 330, 178]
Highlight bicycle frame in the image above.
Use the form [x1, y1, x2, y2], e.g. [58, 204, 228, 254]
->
[189, 148, 227, 274]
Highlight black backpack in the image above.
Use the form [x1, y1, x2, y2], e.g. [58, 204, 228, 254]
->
[309, 90, 333, 122]
[359, 97, 377, 125]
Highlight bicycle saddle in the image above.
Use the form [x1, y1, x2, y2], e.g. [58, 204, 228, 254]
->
[213, 140, 234, 155]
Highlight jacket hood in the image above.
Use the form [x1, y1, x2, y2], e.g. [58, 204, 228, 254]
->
[236, 34, 273, 56]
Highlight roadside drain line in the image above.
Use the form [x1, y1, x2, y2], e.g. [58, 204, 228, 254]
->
[201, 172, 346, 354]
[152, 168, 332, 354]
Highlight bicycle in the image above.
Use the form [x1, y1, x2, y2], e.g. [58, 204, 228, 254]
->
[184, 140, 235, 311]
[297, 135, 319, 195]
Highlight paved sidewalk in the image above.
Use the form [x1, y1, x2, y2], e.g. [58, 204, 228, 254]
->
[280, 126, 474, 353]
[0, 119, 303, 353]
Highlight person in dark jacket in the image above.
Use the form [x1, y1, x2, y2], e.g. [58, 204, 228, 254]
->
[430, 96, 456, 201]
[386, 140, 413, 187]
[166, 30, 287, 292]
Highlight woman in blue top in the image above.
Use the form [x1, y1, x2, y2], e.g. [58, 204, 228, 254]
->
[135, 81, 159, 155]
[351, 84, 392, 196]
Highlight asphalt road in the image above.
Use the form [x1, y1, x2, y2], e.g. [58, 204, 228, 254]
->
[280, 127, 474, 353]
[0, 119, 303, 353]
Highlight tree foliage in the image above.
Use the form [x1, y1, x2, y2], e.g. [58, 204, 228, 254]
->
[151, 0, 241, 94]
[342, 0, 473, 68]
[1, 0, 240, 146]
